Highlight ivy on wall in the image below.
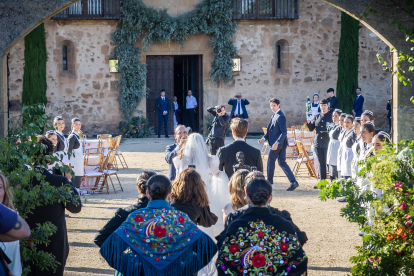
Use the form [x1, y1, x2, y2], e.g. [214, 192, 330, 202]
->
[111, 0, 237, 118]
[336, 12, 360, 114]
[22, 23, 47, 117]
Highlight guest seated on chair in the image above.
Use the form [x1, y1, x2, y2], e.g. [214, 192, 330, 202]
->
[100, 175, 218, 276]
[170, 168, 218, 227]
[94, 170, 156, 247]
[217, 178, 308, 276]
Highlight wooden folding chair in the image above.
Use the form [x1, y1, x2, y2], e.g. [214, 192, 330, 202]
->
[261, 127, 270, 158]
[83, 151, 105, 193]
[102, 150, 123, 193]
[286, 128, 297, 159]
[97, 134, 112, 139]
[114, 135, 128, 169]
[292, 140, 317, 178]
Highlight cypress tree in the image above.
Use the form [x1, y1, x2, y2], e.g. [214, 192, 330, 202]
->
[22, 23, 47, 116]
[336, 12, 359, 114]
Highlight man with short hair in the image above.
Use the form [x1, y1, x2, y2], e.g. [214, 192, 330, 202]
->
[186, 90, 198, 131]
[217, 118, 262, 178]
[258, 98, 299, 191]
[206, 105, 231, 155]
[157, 89, 170, 138]
[352, 87, 364, 117]
[228, 92, 249, 119]
[165, 125, 188, 181]
[326, 88, 339, 113]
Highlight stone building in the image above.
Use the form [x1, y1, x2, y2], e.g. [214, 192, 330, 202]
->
[7, 0, 392, 135]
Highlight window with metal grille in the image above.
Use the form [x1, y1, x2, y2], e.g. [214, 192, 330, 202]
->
[62, 46, 68, 71]
[232, 0, 299, 20]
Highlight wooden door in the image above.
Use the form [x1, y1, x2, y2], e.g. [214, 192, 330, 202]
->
[146, 56, 174, 135]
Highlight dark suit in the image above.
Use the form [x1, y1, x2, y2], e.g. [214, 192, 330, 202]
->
[217, 140, 263, 178]
[387, 101, 392, 130]
[327, 96, 339, 113]
[228, 98, 249, 118]
[352, 94, 364, 117]
[263, 110, 295, 184]
[165, 143, 179, 181]
[26, 167, 81, 276]
[157, 97, 170, 136]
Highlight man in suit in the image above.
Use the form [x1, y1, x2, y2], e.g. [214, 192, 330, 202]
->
[352, 87, 364, 117]
[157, 89, 170, 138]
[228, 92, 250, 119]
[165, 125, 188, 181]
[217, 118, 262, 178]
[326, 88, 339, 113]
[258, 98, 299, 191]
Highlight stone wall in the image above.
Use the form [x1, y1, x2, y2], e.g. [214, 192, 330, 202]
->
[7, 0, 392, 135]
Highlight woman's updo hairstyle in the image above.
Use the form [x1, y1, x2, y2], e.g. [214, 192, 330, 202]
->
[53, 116, 64, 130]
[354, 117, 361, 124]
[244, 171, 265, 186]
[375, 131, 391, 143]
[246, 178, 272, 206]
[146, 175, 171, 200]
[362, 122, 375, 134]
[340, 113, 347, 118]
[71, 117, 81, 125]
[345, 114, 354, 122]
[333, 109, 342, 116]
[136, 170, 156, 194]
[362, 110, 375, 121]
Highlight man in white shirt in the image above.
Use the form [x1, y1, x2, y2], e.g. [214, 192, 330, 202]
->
[185, 90, 198, 131]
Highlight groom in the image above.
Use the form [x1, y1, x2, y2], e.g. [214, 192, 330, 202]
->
[165, 125, 188, 181]
[258, 98, 299, 191]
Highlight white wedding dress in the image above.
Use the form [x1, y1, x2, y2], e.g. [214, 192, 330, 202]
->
[173, 133, 229, 276]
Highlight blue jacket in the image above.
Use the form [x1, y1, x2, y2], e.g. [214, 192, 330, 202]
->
[352, 95, 364, 117]
[263, 110, 288, 148]
[228, 98, 249, 118]
[165, 143, 179, 181]
[157, 97, 170, 115]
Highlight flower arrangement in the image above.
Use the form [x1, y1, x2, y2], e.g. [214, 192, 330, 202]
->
[317, 141, 414, 275]
[118, 116, 154, 138]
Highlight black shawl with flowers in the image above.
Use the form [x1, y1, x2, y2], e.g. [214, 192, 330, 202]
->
[216, 207, 307, 276]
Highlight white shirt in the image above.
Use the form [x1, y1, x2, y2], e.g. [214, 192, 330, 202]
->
[161, 96, 165, 101]
[186, 96, 198, 109]
[236, 138, 245, 141]
[236, 99, 244, 115]
[173, 101, 179, 110]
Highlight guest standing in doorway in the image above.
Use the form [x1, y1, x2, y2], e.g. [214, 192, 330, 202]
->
[67, 118, 84, 190]
[228, 92, 249, 119]
[326, 88, 339, 113]
[258, 98, 299, 191]
[185, 90, 198, 132]
[352, 87, 364, 117]
[173, 96, 181, 128]
[157, 89, 170, 138]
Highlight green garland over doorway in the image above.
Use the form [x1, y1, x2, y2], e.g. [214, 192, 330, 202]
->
[111, 0, 237, 118]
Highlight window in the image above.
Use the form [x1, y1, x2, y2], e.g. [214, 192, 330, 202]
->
[276, 39, 289, 73]
[62, 46, 68, 71]
[232, 0, 299, 20]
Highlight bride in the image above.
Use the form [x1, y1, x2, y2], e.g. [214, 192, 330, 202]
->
[173, 133, 229, 238]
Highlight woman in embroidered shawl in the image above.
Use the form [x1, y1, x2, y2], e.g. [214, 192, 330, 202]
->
[100, 175, 218, 276]
[217, 178, 307, 276]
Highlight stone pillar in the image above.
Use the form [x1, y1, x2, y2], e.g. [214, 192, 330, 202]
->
[0, 55, 7, 138]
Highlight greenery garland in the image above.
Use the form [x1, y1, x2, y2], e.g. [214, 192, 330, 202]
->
[111, 0, 237, 118]
[336, 12, 360, 114]
[22, 23, 47, 117]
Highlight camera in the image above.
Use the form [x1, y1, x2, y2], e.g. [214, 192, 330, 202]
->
[235, 95, 241, 99]
[215, 108, 222, 114]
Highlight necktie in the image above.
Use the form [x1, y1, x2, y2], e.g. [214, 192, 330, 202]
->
[237, 100, 241, 115]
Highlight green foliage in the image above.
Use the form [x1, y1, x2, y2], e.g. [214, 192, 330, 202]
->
[112, 0, 237, 117]
[317, 141, 414, 275]
[0, 105, 79, 275]
[118, 116, 154, 138]
[336, 12, 360, 114]
[22, 23, 47, 118]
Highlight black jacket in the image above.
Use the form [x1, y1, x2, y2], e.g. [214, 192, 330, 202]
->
[55, 131, 67, 152]
[25, 167, 81, 276]
[170, 200, 218, 227]
[327, 96, 339, 113]
[307, 112, 332, 148]
[94, 197, 149, 247]
[217, 140, 263, 178]
[207, 107, 230, 140]
[67, 133, 81, 153]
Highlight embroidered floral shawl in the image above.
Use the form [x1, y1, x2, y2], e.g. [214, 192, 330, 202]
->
[100, 200, 217, 276]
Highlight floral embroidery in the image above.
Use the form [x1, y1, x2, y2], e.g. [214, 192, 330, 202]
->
[217, 220, 307, 275]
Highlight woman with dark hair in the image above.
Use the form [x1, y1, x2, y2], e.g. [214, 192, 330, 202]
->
[100, 175, 218, 276]
[170, 168, 218, 227]
[217, 178, 307, 276]
[336, 113, 348, 178]
[361, 110, 375, 125]
[53, 116, 68, 175]
[311, 93, 320, 119]
[67, 117, 84, 189]
[222, 169, 250, 223]
[339, 115, 355, 179]
[356, 122, 376, 192]
[351, 117, 362, 180]
[25, 136, 81, 276]
[94, 170, 156, 247]
[373, 131, 391, 154]
[327, 108, 342, 180]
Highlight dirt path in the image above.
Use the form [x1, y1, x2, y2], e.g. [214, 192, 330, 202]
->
[64, 138, 360, 276]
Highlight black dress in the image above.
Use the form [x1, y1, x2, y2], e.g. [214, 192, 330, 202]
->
[25, 167, 82, 276]
[94, 197, 149, 247]
[170, 200, 218, 227]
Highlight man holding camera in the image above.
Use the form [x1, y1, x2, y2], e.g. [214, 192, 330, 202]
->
[228, 92, 249, 119]
[206, 105, 230, 155]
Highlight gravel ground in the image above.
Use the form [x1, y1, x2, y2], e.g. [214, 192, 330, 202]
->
[64, 138, 360, 276]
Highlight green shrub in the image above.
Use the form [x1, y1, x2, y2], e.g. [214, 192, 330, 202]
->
[118, 116, 154, 138]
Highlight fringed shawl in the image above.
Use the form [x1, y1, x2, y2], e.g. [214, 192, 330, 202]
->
[216, 207, 307, 276]
[100, 200, 218, 276]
